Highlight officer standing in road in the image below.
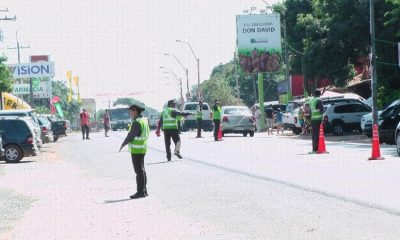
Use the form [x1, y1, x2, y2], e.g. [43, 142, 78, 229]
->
[212, 98, 222, 141]
[156, 99, 192, 161]
[119, 103, 150, 199]
[196, 101, 203, 138]
[309, 90, 324, 153]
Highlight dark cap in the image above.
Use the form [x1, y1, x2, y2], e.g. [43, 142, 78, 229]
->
[129, 103, 145, 112]
[215, 98, 221, 102]
[167, 99, 176, 106]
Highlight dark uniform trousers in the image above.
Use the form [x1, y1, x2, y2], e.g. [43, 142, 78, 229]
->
[81, 124, 89, 139]
[213, 119, 221, 141]
[131, 154, 147, 194]
[311, 120, 322, 152]
[163, 129, 181, 160]
[197, 119, 202, 137]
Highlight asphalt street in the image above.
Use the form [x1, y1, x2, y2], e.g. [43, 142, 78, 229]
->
[1, 130, 400, 239]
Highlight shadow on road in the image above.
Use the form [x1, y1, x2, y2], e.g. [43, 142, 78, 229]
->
[103, 198, 132, 204]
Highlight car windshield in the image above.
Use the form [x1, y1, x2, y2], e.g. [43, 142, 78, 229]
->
[224, 107, 249, 115]
[110, 109, 130, 121]
[184, 104, 209, 111]
[380, 100, 400, 118]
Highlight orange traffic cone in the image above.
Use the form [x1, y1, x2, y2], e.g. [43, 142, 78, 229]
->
[317, 123, 328, 154]
[217, 123, 223, 140]
[368, 124, 384, 160]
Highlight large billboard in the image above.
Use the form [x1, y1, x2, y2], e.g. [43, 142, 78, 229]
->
[236, 14, 282, 73]
[8, 61, 55, 79]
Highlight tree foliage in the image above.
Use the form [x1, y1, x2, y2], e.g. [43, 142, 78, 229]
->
[0, 55, 13, 109]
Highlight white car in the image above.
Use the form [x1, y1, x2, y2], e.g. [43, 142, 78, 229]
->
[181, 102, 213, 131]
[221, 106, 256, 137]
[282, 107, 302, 134]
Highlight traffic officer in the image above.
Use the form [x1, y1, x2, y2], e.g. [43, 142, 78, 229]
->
[212, 98, 222, 141]
[119, 103, 150, 199]
[156, 99, 192, 161]
[309, 89, 324, 153]
[196, 100, 203, 138]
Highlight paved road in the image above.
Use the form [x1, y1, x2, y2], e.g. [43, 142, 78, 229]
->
[1, 130, 400, 239]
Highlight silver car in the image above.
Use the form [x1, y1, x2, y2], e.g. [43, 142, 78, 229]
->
[221, 106, 256, 137]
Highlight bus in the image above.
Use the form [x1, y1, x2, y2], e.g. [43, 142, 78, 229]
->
[109, 105, 131, 131]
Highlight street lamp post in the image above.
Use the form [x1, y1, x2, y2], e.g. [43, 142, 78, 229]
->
[160, 66, 184, 104]
[163, 53, 189, 99]
[176, 40, 201, 99]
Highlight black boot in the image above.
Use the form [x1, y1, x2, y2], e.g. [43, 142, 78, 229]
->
[130, 192, 146, 199]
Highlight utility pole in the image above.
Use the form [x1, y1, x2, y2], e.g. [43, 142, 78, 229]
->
[7, 32, 30, 64]
[370, 0, 378, 126]
[284, 17, 291, 103]
[7, 32, 31, 105]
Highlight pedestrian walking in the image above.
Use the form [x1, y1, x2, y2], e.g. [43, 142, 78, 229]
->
[196, 101, 203, 138]
[212, 98, 222, 141]
[254, 106, 261, 132]
[156, 99, 192, 161]
[103, 110, 111, 137]
[274, 108, 284, 135]
[80, 108, 90, 140]
[265, 105, 274, 135]
[119, 103, 150, 199]
[309, 90, 324, 153]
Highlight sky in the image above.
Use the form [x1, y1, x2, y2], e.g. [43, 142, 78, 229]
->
[0, 0, 281, 110]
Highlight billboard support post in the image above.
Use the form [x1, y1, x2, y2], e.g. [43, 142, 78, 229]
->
[258, 72, 266, 131]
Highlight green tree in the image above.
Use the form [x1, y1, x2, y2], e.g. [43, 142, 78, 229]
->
[0, 55, 13, 110]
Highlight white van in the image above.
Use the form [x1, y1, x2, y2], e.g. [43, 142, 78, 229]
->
[181, 102, 213, 132]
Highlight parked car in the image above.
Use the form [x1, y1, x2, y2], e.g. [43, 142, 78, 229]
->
[0, 135, 4, 158]
[181, 102, 213, 132]
[0, 117, 39, 163]
[377, 99, 400, 144]
[283, 107, 302, 134]
[221, 106, 256, 137]
[323, 101, 371, 135]
[37, 115, 54, 144]
[42, 114, 68, 142]
[0, 109, 42, 147]
[360, 110, 382, 138]
[148, 114, 159, 129]
[395, 121, 400, 156]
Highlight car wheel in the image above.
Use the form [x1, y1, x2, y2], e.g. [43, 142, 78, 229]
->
[53, 135, 59, 142]
[397, 133, 400, 156]
[333, 122, 344, 136]
[4, 145, 23, 163]
[243, 132, 248, 137]
[249, 131, 254, 137]
[222, 132, 225, 137]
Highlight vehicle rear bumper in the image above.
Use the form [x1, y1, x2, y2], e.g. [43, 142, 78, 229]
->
[222, 124, 255, 133]
[22, 145, 39, 156]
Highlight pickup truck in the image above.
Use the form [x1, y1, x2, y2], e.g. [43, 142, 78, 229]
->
[282, 107, 302, 135]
